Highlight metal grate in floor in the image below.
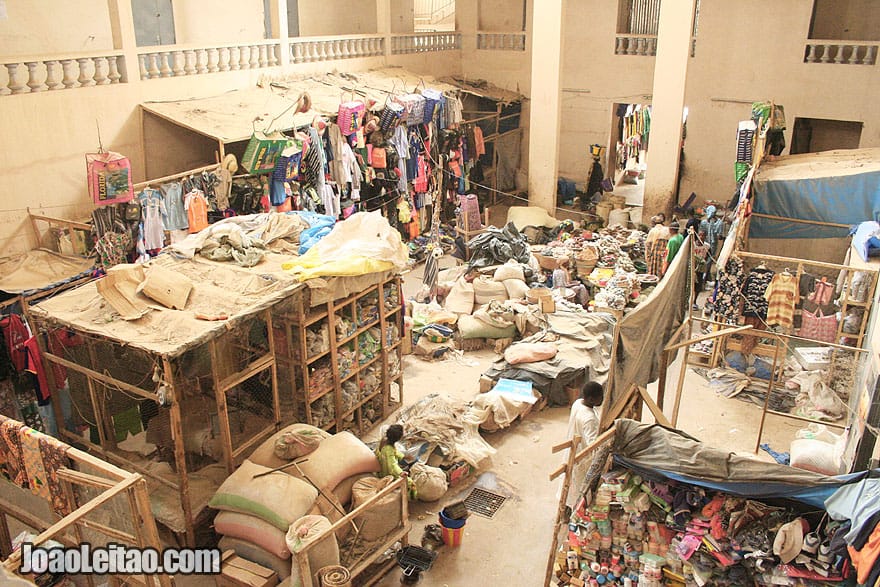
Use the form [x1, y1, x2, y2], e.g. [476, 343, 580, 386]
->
[463, 487, 507, 519]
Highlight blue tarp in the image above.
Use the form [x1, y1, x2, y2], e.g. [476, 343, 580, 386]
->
[750, 169, 880, 239]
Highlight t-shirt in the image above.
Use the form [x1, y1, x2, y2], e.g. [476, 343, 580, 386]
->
[184, 190, 209, 234]
[566, 399, 601, 456]
[667, 233, 685, 263]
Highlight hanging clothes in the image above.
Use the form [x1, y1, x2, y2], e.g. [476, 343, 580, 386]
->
[184, 189, 209, 234]
[799, 308, 839, 343]
[137, 189, 166, 250]
[712, 256, 746, 324]
[321, 183, 340, 218]
[764, 272, 798, 328]
[0, 314, 29, 373]
[473, 125, 486, 158]
[160, 182, 188, 231]
[0, 415, 28, 487]
[741, 267, 774, 319]
[809, 279, 835, 306]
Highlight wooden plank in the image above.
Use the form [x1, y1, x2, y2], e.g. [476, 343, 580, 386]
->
[231, 422, 276, 461]
[749, 212, 850, 229]
[0, 514, 12, 558]
[544, 433, 581, 586]
[132, 163, 220, 191]
[737, 250, 878, 274]
[265, 310, 281, 427]
[210, 340, 235, 476]
[2, 475, 141, 568]
[663, 325, 754, 352]
[56, 468, 116, 489]
[164, 357, 195, 547]
[27, 211, 92, 231]
[217, 352, 274, 392]
[42, 352, 160, 401]
[549, 425, 617, 481]
[133, 478, 173, 587]
[59, 431, 177, 489]
[85, 338, 117, 450]
[637, 386, 671, 427]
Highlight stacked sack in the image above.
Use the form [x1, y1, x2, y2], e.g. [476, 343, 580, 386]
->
[210, 425, 382, 580]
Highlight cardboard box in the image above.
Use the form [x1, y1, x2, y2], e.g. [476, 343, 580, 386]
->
[216, 551, 278, 587]
[794, 346, 832, 371]
[540, 296, 556, 313]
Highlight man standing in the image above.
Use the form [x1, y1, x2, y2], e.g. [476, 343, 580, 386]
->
[663, 220, 684, 276]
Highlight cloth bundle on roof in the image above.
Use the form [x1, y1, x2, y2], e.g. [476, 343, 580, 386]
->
[466, 222, 531, 269]
[282, 212, 409, 280]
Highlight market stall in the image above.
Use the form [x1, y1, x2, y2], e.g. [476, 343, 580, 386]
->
[0, 415, 169, 586]
[546, 419, 875, 586]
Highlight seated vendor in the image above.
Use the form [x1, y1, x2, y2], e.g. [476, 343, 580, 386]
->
[376, 424, 406, 479]
[552, 257, 589, 308]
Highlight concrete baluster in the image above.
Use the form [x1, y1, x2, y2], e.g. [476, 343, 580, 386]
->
[93, 56, 110, 84]
[848, 45, 860, 65]
[834, 44, 845, 64]
[820, 44, 832, 63]
[76, 57, 95, 86]
[208, 48, 221, 72]
[250, 45, 261, 68]
[183, 50, 196, 75]
[60, 59, 78, 88]
[865, 45, 877, 65]
[108, 56, 122, 83]
[25, 61, 46, 92]
[45, 60, 63, 89]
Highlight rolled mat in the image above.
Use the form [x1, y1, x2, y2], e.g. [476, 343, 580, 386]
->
[317, 565, 352, 587]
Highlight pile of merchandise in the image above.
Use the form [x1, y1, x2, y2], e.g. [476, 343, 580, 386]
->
[555, 468, 851, 586]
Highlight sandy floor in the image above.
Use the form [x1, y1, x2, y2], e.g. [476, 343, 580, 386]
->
[361, 257, 802, 585]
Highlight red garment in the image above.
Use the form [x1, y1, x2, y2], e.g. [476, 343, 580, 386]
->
[47, 330, 82, 391]
[24, 337, 50, 402]
[0, 314, 29, 372]
[413, 156, 429, 193]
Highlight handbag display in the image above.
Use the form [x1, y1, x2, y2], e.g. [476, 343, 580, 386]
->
[379, 102, 404, 131]
[337, 94, 366, 137]
[241, 131, 289, 175]
[395, 93, 426, 127]
[799, 308, 838, 343]
[86, 151, 134, 205]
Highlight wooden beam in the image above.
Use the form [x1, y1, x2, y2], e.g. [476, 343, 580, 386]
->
[56, 468, 116, 489]
[210, 340, 235, 475]
[42, 352, 160, 401]
[544, 434, 581, 586]
[663, 324, 754, 352]
[549, 426, 617, 482]
[737, 250, 877, 274]
[131, 163, 220, 191]
[749, 212, 850, 229]
[637, 386, 671, 427]
[2, 476, 141, 568]
[217, 352, 274, 393]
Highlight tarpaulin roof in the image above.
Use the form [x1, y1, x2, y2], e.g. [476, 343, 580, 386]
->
[611, 419, 864, 508]
[750, 148, 880, 239]
[140, 67, 521, 145]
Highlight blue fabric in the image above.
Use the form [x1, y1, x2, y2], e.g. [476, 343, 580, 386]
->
[750, 169, 880, 239]
[851, 221, 880, 262]
[288, 210, 336, 254]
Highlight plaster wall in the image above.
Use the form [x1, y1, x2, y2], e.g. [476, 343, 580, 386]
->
[680, 0, 880, 206]
[297, 1, 378, 36]
[0, 0, 114, 56]
[479, 0, 525, 31]
[174, 0, 267, 44]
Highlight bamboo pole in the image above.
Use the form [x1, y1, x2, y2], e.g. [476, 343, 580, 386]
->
[544, 434, 581, 587]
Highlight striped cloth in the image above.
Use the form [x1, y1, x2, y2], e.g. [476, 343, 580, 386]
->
[764, 273, 798, 328]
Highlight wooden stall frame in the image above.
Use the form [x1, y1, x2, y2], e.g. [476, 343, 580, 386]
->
[35, 306, 283, 546]
[292, 475, 411, 587]
[664, 249, 876, 453]
[0, 430, 171, 587]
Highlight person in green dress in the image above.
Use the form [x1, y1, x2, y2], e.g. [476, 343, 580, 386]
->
[663, 220, 684, 276]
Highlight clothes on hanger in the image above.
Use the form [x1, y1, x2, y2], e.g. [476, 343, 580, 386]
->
[159, 181, 188, 231]
[137, 188, 166, 250]
[184, 189, 209, 234]
[741, 266, 775, 319]
[712, 256, 746, 324]
[764, 272, 798, 328]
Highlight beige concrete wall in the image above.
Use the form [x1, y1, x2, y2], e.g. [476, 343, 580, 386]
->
[811, 0, 880, 41]
[558, 0, 653, 184]
[298, 1, 378, 36]
[391, 0, 416, 33]
[479, 0, 525, 31]
[680, 0, 880, 207]
[0, 0, 114, 56]
[174, 0, 267, 44]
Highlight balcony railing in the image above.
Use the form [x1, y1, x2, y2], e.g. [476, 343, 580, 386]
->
[0, 52, 126, 95]
[137, 41, 281, 80]
[289, 35, 384, 64]
[804, 41, 877, 65]
[614, 35, 697, 57]
[391, 32, 461, 54]
[477, 32, 526, 52]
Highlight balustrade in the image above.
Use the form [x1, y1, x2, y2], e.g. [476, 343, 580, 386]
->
[0, 54, 126, 95]
[804, 42, 878, 65]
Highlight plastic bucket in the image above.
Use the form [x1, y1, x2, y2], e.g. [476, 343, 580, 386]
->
[440, 524, 465, 547]
[439, 510, 466, 529]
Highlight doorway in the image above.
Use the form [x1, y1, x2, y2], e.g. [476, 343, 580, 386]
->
[790, 117, 863, 155]
[608, 103, 652, 206]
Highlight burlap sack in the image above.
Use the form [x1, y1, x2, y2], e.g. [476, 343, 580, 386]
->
[351, 476, 400, 541]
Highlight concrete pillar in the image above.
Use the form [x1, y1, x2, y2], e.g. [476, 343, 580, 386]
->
[456, 0, 478, 54]
[643, 0, 697, 219]
[527, 0, 566, 212]
[377, 0, 392, 59]
[106, 0, 139, 83]
[268, 0, 290, 67]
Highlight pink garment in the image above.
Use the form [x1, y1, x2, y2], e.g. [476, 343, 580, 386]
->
[809, 280, 834, 306]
